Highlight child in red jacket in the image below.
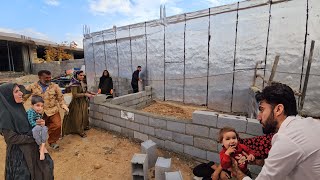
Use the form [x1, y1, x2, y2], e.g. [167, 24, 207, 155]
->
[219, 127, 255, 178]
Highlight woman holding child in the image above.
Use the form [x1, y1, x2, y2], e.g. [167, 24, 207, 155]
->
[0, 83, 54, 180]
[62, 70, 95, 138]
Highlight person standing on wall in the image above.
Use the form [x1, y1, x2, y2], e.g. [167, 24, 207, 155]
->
[131, 66, 142, 93]
[24, 70, 69, 149]
[97, 70, 113, 98]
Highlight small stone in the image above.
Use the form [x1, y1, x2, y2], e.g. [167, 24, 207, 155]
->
[94, 164, 102, 169]
[74, 150, 80, 156]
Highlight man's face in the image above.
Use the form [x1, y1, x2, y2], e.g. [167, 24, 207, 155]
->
[138, 67, 141, 71]
[39, 73, 51, 85]
[257, 100, 278, 134]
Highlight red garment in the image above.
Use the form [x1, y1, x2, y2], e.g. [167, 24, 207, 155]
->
[220, 143, 255, 173]
[239, 133, 274, 159]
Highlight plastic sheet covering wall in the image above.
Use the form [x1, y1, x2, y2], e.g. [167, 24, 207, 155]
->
[103, 30, 117, 77]
[232, 2, 270, 112]
[117, 27, 132, 79]
[84, 37, 95, 91]
[301, 0, 320, 117]
[208, 6, 238, 112]
[185, 15, 209, 105]
[93, 34, 106, 79]
[164, 15, 185, 102]
[266, 0, 306, 93]
[130, 23, 147, 87]
[146, 21, 165, 100]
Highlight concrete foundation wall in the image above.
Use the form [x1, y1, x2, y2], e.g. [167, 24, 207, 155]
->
[32, 59, 84, 78]
[89, 99, 263, 175]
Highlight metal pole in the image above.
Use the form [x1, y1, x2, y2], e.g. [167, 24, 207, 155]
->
[299, 40, 315, 113]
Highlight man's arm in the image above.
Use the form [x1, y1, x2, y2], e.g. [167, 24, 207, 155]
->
[55, 84, 68, 111]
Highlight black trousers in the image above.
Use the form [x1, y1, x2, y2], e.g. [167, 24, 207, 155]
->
[131, 83, 138, 93]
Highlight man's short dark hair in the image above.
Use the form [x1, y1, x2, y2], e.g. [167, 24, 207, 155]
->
[137, 66, 141, 68]
[31, 95, 44, 105]
[255, 82, 298, 116]
[38, 70, 51, 76]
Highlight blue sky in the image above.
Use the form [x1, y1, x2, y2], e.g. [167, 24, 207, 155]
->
[0, 0, 239, 48]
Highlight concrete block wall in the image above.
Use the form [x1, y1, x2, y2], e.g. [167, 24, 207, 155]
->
[89, 100, 264, 175]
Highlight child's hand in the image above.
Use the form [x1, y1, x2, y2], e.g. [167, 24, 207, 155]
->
[36, 119, 45, 126]
[225, 146, 236, 155]
[247, 154, 255, 161]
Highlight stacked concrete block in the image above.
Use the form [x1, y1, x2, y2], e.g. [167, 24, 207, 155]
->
[246, 118, 263, 136]
[155, 157, 171, 180]
[192, 111, 218, 127]
[141, 140, 157, 168]
[131, 153, 148, 180]
[165, 171, 183, 180]
[217, 114, 247, 132]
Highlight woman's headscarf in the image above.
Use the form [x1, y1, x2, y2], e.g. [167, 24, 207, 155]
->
[0, 83, 31, 134]
[69, 70, 83, 87]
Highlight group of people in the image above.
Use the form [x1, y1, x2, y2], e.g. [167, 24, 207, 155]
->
[193, 82, 320, 180]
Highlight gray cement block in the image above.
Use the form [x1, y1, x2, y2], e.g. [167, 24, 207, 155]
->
[145, 86, 152, 92]
[172, 132, 193, 146]
[131, 153, 148, 180]
[155, 157, 171, 180]
[122, 127, 134, 137]
[132, 99, 141, 105]
[217, 114, 247, 133]
[186, 124, 209, 138]
[96, 120, 110, 130]
[184, 145, 206, 159]
[141, 140, 157, 168]
[149, 118, 167, 129]
[89, 110, 94, 117]
[109, 108, 121, 117]
[98, 105, 109, 114]
[207, 151, 220, 163]
[165, 140, 184, 153]
[246, 118, 263, 136]
[166, 121, 186, 134]
[155, 129, 173, 140]
[90, 104, 99, 111]
[102, 114, 112, 123]
[194, 137, 217, 151]
[111, 117, 126, 127]
[192, 111, 218, 127]
[209, 128, 220, 141]
[134, 131, 149, 142]
[109, 124, 122, 133]
[93, 94, 107, 104]
[140, 125, 155, 136]
[165, 171, 183, 180]
[239, 133, 255, 139]
[126, 121, 140, 131]
[93, 112, 103, 120]
[134, 114, 149, 125]
[149, 136, 165, 148]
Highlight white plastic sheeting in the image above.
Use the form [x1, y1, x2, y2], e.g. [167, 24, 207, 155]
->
[84, 38, 95, 90]
[93, 34, 106, 78]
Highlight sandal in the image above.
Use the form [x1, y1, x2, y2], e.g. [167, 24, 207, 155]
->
[49, 143, 59, 149]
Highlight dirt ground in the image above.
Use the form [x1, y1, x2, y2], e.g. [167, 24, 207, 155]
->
[142, 100, 208, 120]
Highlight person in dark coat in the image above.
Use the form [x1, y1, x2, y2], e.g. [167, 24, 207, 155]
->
[0, 83, 54, 180]
[131, 66, 142, 93]
[98, 70, 113, 97]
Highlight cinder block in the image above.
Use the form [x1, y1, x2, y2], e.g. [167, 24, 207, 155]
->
[109, 108, 121, 117]
[149, 118, 167, 129]
[141, 140, 157, 168]
[140, 125, 155, 136]
[217, 114, 247, 133]
[122, 127, 134, 137]
[165, 171, 183, 180]
[184, 145, 206, 159]
[109, 124, 121, 133]
[132, 99, 141, 105]
[98, 105, 109, 114]
[192, 111, 218, 127]
[246, 118, 263, 136]
[172, 132, 193, 146]
[166, 121, 186, 134]
[93, 112, 103, 120]
[110, 117, 126, 127]
[165, 140, 184, 153]
[194, 137, 217, 151]
[131, 153, 148, 180]
[209, 128, 220, 141]
[145, 86, 152, 92]
[186, 124, 209, 138]
[93, 94, 107, 104]
[239, 133, 255, 139]
[89, 110, 94, 117]
[126, 121, 140, 131]
[149, 136, 165, 148]
[134, 131, 149, 142]
[90, 104, 99, 111]
[207, 151, 220, 163]
[155, 157, 171, 180]
[155, 129, 173, 140]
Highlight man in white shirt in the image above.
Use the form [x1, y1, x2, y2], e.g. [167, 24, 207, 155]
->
[232, 82, 320, 180]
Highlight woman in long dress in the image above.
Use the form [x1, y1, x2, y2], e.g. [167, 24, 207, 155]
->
[62, 71, 94, 138]
[0, 83, 54, 180]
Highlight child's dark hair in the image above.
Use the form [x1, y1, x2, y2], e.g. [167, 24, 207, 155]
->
[31, 95, 44, 105]
[218, 127, 239, 143]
